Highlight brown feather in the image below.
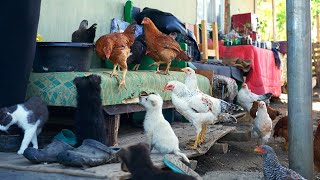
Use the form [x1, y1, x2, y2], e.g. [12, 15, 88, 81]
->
[250, 101, 280, 120]
[142, 17, 190, 73]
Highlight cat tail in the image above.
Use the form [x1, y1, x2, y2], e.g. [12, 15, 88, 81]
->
[173, 150, 190, 163]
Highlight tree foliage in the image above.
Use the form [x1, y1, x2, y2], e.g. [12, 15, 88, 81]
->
[257, 0, 319, 41]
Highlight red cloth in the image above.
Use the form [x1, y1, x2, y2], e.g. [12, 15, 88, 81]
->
[219, 45, 281, 97]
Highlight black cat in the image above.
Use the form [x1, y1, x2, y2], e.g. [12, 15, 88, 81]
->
[73, 75, 106, 145]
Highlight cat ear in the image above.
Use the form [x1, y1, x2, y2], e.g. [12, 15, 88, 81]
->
[73, 77, 82, 86]
[139, 142, 150, 150]
[91, 75, 101, 84]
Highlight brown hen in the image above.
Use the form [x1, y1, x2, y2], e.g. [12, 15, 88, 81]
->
[315, 121, 320, 172]
[250, 101, 280, 120]
[95, 24, 135, 89]
[273, 116, 288, 150]
[142, 17, 190, 75]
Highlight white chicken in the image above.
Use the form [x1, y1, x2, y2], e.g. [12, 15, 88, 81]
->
[252, 101, 273, 145]
[164, 80, 241, 149]
[237, 83, 272, 112]
[181, 67, 242, 116]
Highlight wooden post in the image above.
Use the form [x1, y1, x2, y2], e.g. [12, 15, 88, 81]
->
[272, 0, 276, 41]
[212, 22, 220, 60]
[105, 114, 120, 146]
[317, 15, 320, 42]
[202, 20, 208, 61]
[224, 0, 230, 34]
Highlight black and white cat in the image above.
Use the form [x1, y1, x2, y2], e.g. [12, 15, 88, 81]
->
[0, 97, 48, 154]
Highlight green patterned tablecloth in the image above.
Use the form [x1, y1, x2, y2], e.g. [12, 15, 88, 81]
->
[26, 69, 210, 107]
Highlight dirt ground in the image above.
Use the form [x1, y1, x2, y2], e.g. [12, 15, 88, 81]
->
[195, 90, 320, 179]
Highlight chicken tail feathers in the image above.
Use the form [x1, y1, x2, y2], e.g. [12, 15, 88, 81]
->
[257, 92, 273, 101]
[88, 23, 97, 31]
[220, 100, 243, 114]
[173, 150, 190, 163]
[126, 54, 135, 64]
[217, 113, 238, 124]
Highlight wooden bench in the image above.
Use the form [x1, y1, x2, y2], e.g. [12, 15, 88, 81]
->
[26, 69, 211, 146]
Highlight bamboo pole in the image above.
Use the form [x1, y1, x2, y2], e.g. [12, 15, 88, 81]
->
[272, 0, 276, 41]
[224, 0, 230, 34]
[317, 15, 320, 42]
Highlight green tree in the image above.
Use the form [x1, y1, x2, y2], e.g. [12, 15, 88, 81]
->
[257, 0, 319, 41]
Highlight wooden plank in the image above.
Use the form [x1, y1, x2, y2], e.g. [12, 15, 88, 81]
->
[0, 123, 235, 180]
[103, 101, 174, 115]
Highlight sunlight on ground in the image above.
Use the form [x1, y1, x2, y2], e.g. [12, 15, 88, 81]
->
[280, 93, 320, 111]
[313, 102, 320, 111]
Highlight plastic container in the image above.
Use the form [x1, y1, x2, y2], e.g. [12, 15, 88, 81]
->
[33, 42, 94, 72]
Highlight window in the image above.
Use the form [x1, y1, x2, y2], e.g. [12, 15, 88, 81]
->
[197, 0, 225, 31]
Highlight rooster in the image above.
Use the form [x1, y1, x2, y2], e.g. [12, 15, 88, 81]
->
[164, 80, 240, 149]
[255, 145, 306, 180]
[72, 20, 97, 43]
[314, 120, 320, 172]
[252, 101, 273, 145]
[237, 83, 273, 112]
[250, 101, 281, 120]
[181, 67, 243, 112]
[273, 116, 288, 151]
[95, 24, 136, 90]
[141, 17, 190, 75]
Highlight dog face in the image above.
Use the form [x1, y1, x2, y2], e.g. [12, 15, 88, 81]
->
[118, 143, 150, 172]
[139, 94, 163, 110]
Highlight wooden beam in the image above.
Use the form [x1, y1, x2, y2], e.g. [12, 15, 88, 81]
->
[103, 101, 174, 115]
[272, 0, 276, 41]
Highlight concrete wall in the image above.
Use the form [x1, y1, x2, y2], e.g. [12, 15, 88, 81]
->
[37, 0, 197, 42]
[230, 0, 255, 16]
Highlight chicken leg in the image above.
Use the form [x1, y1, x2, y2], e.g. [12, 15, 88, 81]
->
[110, 64, 118, 77]
[186, 133, 200, 150]
[132, 64, 140, 71]
[163, 61, 171, 75]
[149, 61, 166, 73]
[199, 124, 208, 143]
[118, 68, 127, 90]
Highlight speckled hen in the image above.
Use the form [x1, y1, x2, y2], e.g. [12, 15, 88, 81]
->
[255, 145, 306, 180]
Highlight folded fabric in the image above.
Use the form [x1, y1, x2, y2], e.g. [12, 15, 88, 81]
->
[221, 58, 252, 72]
[110, 18, 143, 38]
[23, 139, 74, 163]
[57, 139, 121, 167]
